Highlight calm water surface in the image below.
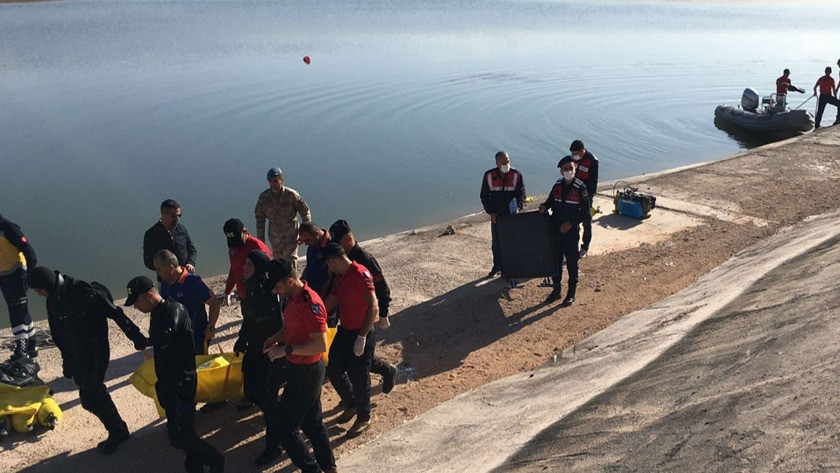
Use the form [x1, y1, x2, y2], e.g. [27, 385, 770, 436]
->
[2, 0, 839, 321]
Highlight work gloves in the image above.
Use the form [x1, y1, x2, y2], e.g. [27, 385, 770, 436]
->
[353, 335, 366, 357]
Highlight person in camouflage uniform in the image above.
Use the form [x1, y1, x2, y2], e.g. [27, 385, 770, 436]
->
[254, 167, 311, 270]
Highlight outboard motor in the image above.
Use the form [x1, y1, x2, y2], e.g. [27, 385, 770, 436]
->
[741, 88, 760, 112]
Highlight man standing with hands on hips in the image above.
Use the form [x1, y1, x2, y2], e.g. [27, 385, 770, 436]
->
[479, 150, 525, 278]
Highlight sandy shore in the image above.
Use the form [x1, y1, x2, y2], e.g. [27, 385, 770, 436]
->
[3, 126, 840, 472]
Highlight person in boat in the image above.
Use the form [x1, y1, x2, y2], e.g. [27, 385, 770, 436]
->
[812, 66, 840, 129]
[775, 68, 804, 109]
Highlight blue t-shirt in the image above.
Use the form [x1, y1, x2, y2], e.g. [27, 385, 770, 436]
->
[303, 235, 332, 294]
[160, 270, 212, 350]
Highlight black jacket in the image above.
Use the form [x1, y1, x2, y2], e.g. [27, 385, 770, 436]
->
[480, 168, 526, 216]
[150, 299, 197, 406]
[143, 221, 197, 271]
[46, 275, 146, 382]
[542, 178, 590, 228]
[348, 244, 392, 317]
[237, 276, 284, 355]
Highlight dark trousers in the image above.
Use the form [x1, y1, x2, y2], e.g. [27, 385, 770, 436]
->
[327, 327, 374, 419]
[0, 268, 33, 340]
[242, 354, 287, 445]
[370, 355, 391, 377]
[581, 211, 593, 250]
[815, 93, 840, 128]
[490, 221, 501, 269]
[70, 339, 127, 436]
[163, 400, 224, 473]
[274, 360, 335, 473]
[552, 227, 580, 295]
[78, 381, 128, 436]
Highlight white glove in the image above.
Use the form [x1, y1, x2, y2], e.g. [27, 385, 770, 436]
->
[353, 335, 366, 357]
[223, 294, 232, 307]
[377, 317, 391, 329]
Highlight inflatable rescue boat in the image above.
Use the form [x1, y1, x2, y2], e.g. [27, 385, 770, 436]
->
[714, 88, 813, 134]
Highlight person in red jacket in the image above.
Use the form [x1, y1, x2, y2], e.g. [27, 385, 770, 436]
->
[813, 66, 840, 129]
[222, 218, 272, 315]
[774, 68, 804, 109]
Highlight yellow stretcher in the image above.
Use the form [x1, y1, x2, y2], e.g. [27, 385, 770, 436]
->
[130, 327, 337, 418]
[0, 383, 63, 435]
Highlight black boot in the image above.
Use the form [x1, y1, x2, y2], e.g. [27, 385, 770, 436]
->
[9, 339, 29, 361]
[27, 337, 38, 358]
[97, 425, 129, 454]
[254, 440, 282, 466]
[561, 283, 577, 307]
[545, 286, 562, 303]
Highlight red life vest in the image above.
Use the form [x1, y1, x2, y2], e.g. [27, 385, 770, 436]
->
[574, 156, 593, 182]
[485, 169, 522, 192]
[551, 179, 585, 205]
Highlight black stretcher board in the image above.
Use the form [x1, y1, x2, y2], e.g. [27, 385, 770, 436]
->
[496, 210, 555, 279]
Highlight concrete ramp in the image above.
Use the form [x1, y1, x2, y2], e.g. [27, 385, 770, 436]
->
[337, 209, 840, 472]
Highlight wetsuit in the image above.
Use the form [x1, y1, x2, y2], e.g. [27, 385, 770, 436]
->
[151, 298, 224, 473]
[46, 274, 147, 442]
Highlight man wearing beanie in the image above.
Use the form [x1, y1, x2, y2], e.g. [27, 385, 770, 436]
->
[125, 275, 225, 473]
[0, 213, 38, 360]
[233, 249, 287, 466]
[254, 167, 311, 268]
[28, 266, 148, 454]
[263, 259, 337, 473]
[321, 242, 379, 437]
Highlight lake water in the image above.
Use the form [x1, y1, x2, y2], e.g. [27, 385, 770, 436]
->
[2, 0, 840, 322]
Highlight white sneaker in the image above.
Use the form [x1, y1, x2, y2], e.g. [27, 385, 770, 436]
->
[377, 317, 391, 329]
[579, 248, 588, 258]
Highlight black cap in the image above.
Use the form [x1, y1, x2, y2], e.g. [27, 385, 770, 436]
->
[223, 218, 245, 248]
[322, 241, 345, 259]
[569, 140, 585, 152]
[27, 266, 59, 294]
[329, 219, 352, 243]
[125, 276, 154, 306]
[267, 167, 283, 180]
[266, 259, 294, 286]
[557, 155, 575, 167]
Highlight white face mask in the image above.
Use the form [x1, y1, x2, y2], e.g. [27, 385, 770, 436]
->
[562, 170, 575, 181]
[572, 153, 582, 161]
[499, 164, 510, 173]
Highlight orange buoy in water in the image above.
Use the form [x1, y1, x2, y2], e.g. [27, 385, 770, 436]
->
[303, 56, 311, 65]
